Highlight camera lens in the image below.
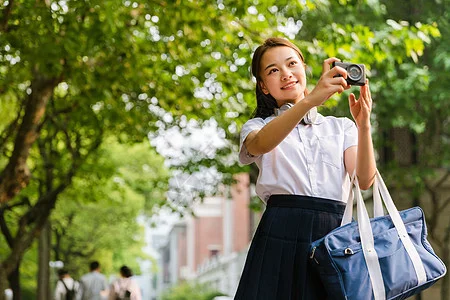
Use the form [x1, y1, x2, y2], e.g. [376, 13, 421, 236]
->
[347, 64, 362, 81]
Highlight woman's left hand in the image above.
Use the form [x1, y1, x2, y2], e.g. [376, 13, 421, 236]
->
[348, 79, 372, 129]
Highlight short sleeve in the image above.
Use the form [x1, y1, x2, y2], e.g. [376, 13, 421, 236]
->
[239, 118, 265, 165]
[343, 117, 358, 150]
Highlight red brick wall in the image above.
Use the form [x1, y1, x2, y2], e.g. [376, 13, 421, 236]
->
[194, 216, 223, 268]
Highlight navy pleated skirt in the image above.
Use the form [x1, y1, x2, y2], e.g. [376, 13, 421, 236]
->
[234, 195, 345, 300]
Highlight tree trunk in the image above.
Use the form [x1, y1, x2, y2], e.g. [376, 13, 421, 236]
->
[37, 220, 51, 300]
[441, 231, 449, 300]
[0, 190, 64, 300]
[0, 267, 8, 300]
[8, 265, 21, 300]
[0, 72, 61, 204]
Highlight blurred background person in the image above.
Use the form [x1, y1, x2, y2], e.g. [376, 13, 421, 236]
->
[108, 266, 142, 300]
[4, 287, 12, 300]
[54, 269, 80, 300]
[80, 261, 108, 300]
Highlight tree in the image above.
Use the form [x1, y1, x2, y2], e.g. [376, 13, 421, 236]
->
[0, 1, 169, 297]
[50, 139, 168, 278]
[374, 1, 450, 299]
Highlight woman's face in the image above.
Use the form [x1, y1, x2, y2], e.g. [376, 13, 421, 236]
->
[259, 46, 307, 107]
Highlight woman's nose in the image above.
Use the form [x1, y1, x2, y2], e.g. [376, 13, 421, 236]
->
[280, 69, 292, 80]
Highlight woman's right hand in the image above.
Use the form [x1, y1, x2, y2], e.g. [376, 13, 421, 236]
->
[308, 57, 350, 106]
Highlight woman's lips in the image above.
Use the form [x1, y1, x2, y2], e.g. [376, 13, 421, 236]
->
[281, 81, 298, 89]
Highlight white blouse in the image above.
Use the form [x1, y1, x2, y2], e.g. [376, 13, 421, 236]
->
[108, 277, 142, 300]
[239, 112, 357, 203]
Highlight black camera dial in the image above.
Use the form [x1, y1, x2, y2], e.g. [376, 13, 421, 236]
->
[331, 61, 366, 86]
[348, 65, 363, 81]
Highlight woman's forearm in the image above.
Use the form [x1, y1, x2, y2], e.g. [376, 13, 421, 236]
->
[356, 125, 377, 189]
[245, 98, 315, 155]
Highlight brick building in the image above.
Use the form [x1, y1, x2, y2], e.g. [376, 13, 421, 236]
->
[157, 173, 259, 297]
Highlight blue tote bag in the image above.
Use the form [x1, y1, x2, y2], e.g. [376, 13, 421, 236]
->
[309, 171, 447, 300]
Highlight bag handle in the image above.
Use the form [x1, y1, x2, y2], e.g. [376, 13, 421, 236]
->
[353, 175, 386, 300]
[341, 171, 384, 226]
[342, 170, 428, 300]
[372, 175, 385, 217]
[340, 172, 355, 225]
[373, 170, 427, 285]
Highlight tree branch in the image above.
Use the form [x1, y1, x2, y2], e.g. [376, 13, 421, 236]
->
[0, 70, 63, 204]
[0, 104, 24, 157]
[434, 170, 450, 189]
[0, 197, 31, 247]
[0, 211, 13, 247]
[438, 196, 450, 212]
[0, 0, 14, 32]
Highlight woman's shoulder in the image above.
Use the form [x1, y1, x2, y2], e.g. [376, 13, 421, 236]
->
[241, 117, 267, 134]
[243, 116, 266, 125]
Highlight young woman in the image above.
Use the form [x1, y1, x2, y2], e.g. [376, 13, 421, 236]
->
[235, 37, 376, 299]
[108, 266, 142, 300]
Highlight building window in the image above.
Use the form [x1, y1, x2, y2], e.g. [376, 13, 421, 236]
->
[208, 244, 221, 258]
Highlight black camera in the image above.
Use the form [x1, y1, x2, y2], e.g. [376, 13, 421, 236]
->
[332, 62, 366, 86]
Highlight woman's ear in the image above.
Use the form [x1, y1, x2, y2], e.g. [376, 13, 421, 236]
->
[305, 64, 313, 77]
[259, 81, 269, 95]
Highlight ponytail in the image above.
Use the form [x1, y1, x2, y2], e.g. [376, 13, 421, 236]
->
[252, 86, 278, 119]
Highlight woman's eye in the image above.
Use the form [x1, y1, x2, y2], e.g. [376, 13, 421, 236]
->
[268, 68, 278, 75]
[289, 61, 297, 66]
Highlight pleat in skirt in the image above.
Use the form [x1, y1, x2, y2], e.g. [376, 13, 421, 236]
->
[234, 195, 345, 300]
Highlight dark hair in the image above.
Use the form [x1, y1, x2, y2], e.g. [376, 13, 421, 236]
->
[251, 37, 307, 119]
[57, 269, 69, 277]
[120, 265, 133, 278]
[90, 261, 100, 271]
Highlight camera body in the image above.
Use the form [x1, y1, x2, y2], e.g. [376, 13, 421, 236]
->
[332, 61, 366, 86]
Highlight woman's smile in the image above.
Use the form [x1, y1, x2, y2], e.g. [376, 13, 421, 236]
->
[281, 81, 298, 90]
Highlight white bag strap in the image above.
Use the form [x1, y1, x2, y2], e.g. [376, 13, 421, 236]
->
[374, 170, 427, 285]
[354, 175, 386, 300]
[372, 176, 385, 217]
[341, 171, 384, 226]
[341, 172, 355, 226]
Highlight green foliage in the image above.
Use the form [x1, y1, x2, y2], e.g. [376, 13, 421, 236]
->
[135, 0, 444, 174]
[162, 282, 226, 300]
[50, 138, 168, 278]
[1, 0, 445, 185]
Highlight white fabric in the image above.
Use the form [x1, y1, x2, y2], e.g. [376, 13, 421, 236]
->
[341, 172, 356, 226]
[4, 289, 12, 300]
[54, 277, 81, 300]
[108, 277, 142, 300]
[372, 176, 385, 217]
[239, 112, 358, 202]
[354, 175, 386, 300]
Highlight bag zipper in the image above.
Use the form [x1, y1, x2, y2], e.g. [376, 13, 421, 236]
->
[310, 247, 319, 264]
